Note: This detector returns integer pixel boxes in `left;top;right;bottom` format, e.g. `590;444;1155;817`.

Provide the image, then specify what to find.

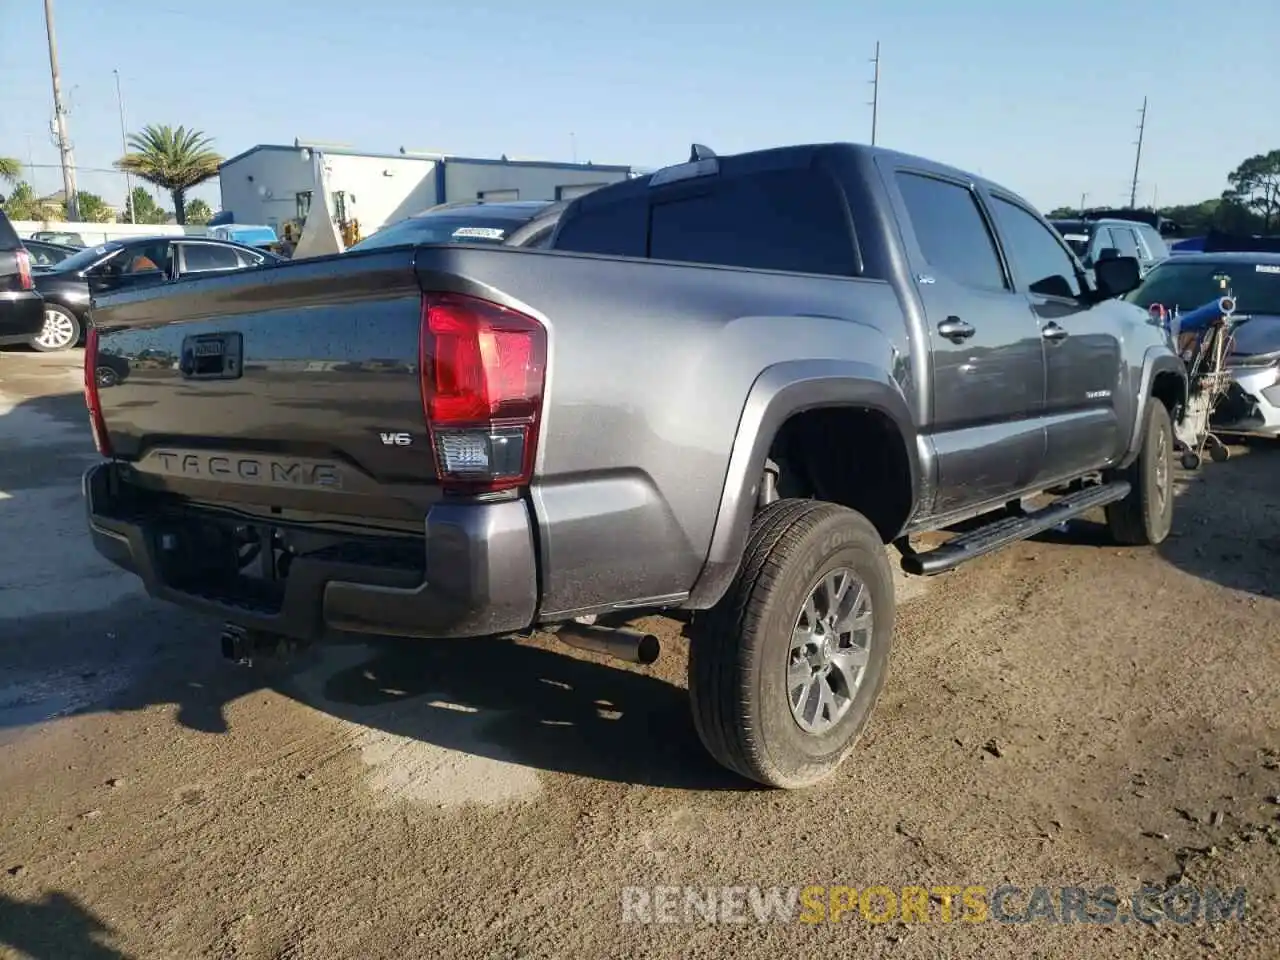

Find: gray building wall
440;159;629;205
219;145;632;234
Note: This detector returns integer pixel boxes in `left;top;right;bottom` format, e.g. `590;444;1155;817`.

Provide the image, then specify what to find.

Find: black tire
688;499;895;789
1105;399;1175;545
29;304;81;353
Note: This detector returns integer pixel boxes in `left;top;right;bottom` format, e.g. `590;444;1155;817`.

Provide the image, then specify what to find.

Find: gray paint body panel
89;141;1186;639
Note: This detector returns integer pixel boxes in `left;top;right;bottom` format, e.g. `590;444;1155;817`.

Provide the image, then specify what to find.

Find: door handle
1042;322;1069;341
937;317;975;342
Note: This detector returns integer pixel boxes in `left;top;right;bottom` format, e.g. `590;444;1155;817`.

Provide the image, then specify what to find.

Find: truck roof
572;142;1026;210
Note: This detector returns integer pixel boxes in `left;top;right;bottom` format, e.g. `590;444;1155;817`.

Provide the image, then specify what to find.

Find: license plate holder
180;332;243;380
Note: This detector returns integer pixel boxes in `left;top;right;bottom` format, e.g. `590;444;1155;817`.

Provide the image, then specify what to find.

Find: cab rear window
555;167;857;276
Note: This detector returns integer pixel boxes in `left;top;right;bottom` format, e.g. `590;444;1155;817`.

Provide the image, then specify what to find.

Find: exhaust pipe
556;622;661;665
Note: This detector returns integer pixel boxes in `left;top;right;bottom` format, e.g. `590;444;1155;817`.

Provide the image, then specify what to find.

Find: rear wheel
1105;399;1175;545
29;305;81;353
688;499;894;789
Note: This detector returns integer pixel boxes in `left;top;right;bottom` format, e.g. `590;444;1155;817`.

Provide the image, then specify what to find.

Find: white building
217;143;632;235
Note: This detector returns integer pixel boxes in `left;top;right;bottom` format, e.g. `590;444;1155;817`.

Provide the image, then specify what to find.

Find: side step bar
900;481;1131;576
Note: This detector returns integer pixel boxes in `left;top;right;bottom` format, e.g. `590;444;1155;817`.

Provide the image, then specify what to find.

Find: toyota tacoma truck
82;142;1187;789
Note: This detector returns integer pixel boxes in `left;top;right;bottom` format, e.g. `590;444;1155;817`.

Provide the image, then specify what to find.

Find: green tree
76;191;114;223
1;182;64;221
122;186;169;225
115;125;222;225
0;157;21;185
1225;150;1280;231
184;197;213;225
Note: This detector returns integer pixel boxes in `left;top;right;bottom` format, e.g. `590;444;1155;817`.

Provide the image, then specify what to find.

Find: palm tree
0;157;21;187
115;125;222;224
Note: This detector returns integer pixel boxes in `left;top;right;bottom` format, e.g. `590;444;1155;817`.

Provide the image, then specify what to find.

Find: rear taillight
15;249;32;290
420;292;547;492
83;325;113;457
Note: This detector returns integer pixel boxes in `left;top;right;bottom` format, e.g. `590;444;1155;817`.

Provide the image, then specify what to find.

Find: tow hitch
219;623;308;667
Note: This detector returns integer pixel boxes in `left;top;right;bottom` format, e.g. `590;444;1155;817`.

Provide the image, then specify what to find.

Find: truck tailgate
88;249;437;525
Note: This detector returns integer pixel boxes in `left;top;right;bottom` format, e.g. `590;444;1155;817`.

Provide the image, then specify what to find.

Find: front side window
94;241;170;277
989;197;1083;299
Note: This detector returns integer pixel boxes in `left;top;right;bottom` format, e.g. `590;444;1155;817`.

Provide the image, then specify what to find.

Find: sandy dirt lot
0;348;1277;959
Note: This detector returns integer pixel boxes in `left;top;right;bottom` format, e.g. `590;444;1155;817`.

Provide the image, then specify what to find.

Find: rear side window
647;169;856;276
895;172;1006;291
182;243;241;272
1106;226;1141;259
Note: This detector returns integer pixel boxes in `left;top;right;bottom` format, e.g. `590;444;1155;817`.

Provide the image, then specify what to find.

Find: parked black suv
0;210;43;347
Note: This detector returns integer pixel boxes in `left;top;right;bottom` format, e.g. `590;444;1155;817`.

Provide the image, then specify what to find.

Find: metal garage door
555;183;607;201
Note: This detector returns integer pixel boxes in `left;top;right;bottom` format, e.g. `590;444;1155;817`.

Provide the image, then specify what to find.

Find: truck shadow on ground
1032;441;1279;600
0;891;132;960
288;636;751;791
1;594;745;791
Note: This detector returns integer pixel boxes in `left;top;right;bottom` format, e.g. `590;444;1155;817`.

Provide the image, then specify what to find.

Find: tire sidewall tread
689;499;895;789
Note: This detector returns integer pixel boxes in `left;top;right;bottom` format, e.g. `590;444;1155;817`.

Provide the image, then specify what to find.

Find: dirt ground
0;348;1277;960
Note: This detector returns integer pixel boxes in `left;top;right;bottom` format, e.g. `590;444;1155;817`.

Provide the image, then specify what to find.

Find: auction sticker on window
452;226;506;241
1255;264;1280;274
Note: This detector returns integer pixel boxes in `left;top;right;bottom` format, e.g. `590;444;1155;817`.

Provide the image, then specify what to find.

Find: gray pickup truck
83;142;1187;788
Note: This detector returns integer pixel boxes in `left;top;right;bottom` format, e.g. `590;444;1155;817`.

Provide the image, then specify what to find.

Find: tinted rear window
552;195;648;257
648;169;855;276
555;167;856;275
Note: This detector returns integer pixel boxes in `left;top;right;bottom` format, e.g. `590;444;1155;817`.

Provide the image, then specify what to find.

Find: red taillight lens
420;292;547;492
83;325;112;457
15;249;32;290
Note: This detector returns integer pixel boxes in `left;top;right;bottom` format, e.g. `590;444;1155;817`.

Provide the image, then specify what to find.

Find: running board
900;481;1131;576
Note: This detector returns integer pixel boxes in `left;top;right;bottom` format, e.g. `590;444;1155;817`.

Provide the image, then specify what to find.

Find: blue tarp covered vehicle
207;224;278;248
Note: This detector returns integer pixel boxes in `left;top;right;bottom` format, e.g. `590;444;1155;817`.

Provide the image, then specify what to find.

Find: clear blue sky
3;0;1278;215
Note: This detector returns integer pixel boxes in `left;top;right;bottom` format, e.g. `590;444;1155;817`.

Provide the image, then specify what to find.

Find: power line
1129;96;1147;209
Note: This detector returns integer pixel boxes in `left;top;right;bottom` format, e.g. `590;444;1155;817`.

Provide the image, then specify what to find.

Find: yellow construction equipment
272;187;360;258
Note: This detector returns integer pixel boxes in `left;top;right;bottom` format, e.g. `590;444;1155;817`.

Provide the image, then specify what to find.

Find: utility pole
113;69;135;222
42;0;79;221
868;41;881;146
1128;96;1147;209
1079;193;1088;217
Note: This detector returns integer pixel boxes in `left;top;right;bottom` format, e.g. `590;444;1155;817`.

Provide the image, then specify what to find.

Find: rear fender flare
1119;347;1188;468
684;359;919;609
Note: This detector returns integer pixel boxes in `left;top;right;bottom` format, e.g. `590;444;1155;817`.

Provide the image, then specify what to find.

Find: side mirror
1093;255;1142;298
1097;247;1120;262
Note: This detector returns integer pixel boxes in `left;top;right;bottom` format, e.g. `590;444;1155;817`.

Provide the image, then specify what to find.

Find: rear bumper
0;292;43;346
83;462;540;641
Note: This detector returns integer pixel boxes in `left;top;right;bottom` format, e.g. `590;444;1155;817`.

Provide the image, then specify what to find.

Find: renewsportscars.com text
620;884;1247;926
